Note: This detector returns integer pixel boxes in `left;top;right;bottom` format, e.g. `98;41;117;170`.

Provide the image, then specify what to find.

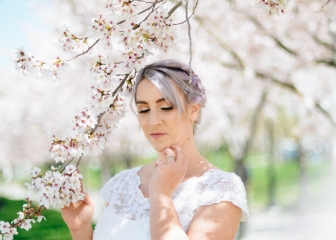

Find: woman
61;59;249;240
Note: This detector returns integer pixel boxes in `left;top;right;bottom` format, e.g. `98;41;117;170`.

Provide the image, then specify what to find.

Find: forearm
69;224;93;240
150;193;189;240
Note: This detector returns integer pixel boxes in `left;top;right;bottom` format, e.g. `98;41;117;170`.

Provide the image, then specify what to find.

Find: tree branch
67;39;100;61
165;0;182;19
315;58;336;68
195;15;246;69
76;153;84;168
173;0;199;25
312;35;335;52
246;15;297;56
316;0;332;12
60;157;75;173
138;0;165;15
254;71;336;128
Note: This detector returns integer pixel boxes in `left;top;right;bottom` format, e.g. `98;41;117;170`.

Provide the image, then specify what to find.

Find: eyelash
162;107;173;111
138;107;173;114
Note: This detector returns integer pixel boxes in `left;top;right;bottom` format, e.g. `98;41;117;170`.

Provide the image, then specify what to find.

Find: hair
131;59;206;132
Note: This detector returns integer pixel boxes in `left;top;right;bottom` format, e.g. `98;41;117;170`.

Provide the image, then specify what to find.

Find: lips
150;133;166;139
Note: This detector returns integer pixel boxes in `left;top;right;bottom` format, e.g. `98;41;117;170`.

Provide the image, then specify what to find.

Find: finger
160;148;175;163
171;145;183;163
83;193;95;208
155;158;165;166
76;168;84;193
162;148;175;158
166;155;175;162
172;145;187;165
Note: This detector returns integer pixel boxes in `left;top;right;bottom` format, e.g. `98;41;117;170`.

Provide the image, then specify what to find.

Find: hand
61;193;95;232
61;172;95;233
150;145;188;197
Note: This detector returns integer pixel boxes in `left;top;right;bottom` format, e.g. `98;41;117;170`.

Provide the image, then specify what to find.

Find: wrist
69;223;93;234
150;189;172;199
70;224;93;240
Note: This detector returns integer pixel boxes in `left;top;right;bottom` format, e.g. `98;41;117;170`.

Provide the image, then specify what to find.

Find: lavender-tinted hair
132;59;206;131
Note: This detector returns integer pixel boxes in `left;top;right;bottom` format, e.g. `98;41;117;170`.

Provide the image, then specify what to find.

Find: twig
173;0;198;25
67;39;100;61
165;0;182;19
134;4;161;30
112;72;133;96
60;157;75;173
138;0;165;15
66;20;124;62
76;153;84;168
185;0;193;83
316;0;332;12
89;112;105;135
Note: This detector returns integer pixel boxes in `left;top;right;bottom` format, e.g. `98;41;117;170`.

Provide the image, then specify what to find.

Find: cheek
137;116;147;130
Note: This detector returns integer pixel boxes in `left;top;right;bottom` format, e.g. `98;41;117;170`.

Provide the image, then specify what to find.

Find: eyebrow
136;98;166;105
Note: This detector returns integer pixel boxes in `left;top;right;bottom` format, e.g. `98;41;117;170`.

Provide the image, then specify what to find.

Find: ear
189;103;201;122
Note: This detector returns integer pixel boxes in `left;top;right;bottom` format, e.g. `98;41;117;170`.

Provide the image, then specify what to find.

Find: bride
61;59;249;240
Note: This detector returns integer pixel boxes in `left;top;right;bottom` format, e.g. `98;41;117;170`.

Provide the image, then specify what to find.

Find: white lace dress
93;166;249;240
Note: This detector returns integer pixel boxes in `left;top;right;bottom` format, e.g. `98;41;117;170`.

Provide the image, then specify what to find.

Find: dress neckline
134;165;221;200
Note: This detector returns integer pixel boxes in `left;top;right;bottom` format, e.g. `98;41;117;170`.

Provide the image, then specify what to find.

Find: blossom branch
60;157;75;173
67;39;100;61
76;153;84;168
8;0;195;238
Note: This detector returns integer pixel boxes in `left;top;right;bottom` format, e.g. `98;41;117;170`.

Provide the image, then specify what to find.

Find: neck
175;136;209;178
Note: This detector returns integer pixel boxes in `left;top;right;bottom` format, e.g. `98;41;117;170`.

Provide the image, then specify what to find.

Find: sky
0;0;49;70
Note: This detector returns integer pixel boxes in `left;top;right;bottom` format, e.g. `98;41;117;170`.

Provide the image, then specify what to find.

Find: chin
149;141;173;153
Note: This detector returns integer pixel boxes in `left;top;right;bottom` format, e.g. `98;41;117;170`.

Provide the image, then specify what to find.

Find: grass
0;197;72;240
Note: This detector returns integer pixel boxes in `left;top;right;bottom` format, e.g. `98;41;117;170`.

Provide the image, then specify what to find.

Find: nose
148;110;162;126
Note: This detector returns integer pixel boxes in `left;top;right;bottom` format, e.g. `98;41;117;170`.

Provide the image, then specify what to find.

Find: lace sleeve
198;171;249;222
100;170;126;203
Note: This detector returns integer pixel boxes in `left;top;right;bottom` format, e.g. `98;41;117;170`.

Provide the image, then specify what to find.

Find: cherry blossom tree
189;0;336;216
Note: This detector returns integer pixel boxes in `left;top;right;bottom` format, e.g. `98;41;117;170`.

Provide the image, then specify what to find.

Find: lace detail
94;166;249;240
100;166;150;220
197;171;249;222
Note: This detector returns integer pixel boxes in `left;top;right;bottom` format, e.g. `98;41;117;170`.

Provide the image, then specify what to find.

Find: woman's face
135;78;198;152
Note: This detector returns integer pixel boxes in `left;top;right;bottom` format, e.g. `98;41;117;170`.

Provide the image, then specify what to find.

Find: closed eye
161;107;173;111
138;109;150;114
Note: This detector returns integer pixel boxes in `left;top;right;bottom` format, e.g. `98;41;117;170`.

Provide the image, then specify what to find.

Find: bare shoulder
186;162;248;240
187;200;242;240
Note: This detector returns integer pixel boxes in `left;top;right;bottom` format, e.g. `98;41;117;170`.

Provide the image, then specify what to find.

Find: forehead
135;78;165;101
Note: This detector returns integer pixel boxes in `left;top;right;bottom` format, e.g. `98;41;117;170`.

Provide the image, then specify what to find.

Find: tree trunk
297;140;307;212
234;158;248;239
267;120;276;207
100;153;116;184
332;138;336;181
